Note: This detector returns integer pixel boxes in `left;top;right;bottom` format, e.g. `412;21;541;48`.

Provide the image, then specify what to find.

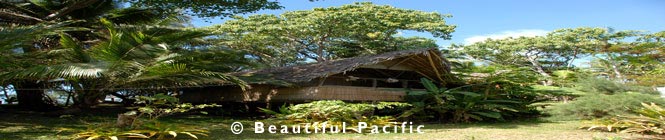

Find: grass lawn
0;109;655;140
200;119;650;140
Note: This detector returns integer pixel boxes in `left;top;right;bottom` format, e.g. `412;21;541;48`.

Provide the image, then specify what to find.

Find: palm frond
0;63;105;81
116;63;247;89
58;33;92;62
0;22;77;50
105;7;163;25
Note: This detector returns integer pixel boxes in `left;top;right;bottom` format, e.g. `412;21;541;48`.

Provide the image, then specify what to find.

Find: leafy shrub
583;103;665;136
575;77;625;95
575;77;659;95
401;78;543;123
401;66;546;123
548;92;665;120
532;85;587;102
72;94;216;140
552;70;581;87
260;100;409;126
73;122;208;140
465;66;541;85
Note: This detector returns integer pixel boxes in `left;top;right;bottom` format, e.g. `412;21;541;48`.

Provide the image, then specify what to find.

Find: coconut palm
0;22;86;109
1;0;198;109
2;19;246;109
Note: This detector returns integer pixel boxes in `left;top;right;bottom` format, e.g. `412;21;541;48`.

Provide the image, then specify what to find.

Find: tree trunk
611;64;624;83
316;35;329;62
67;82;105;109
566;46;580;68
43;0;100;20
604;52;625;83
1;86;12;104
72;91;105;109
15;82;56;111
566;57;576;68
64;91;73;106
316;46;325;62
50;90;105;116
528;57;553;86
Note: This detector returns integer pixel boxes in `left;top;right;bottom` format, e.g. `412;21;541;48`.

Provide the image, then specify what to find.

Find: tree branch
43;0;99;20
0;10;43;24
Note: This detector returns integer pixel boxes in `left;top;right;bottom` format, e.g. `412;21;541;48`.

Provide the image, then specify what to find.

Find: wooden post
372;79;377;88
317;77;327;87
402;80;408;88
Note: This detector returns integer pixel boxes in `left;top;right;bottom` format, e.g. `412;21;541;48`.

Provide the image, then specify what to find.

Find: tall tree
120;0;283;20
1;0;284;25
605;31;664;86
458;27;658;85
457;36;574;85
0;22;83;109
2;19;246;109
1;0;179;109
1;0;284;110
553;27;641;82
212;2;455;66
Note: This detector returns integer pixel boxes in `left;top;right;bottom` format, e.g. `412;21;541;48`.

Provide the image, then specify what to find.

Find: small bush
547;92;665;120
260;100;410;125
583;103;665;136
72;94;215;140
401;78;543;123
575;77;659;95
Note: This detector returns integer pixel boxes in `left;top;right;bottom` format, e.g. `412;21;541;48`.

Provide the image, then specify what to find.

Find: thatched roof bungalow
179;48;458;103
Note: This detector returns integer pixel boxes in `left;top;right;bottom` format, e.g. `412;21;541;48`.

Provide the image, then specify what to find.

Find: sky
191;0;665;47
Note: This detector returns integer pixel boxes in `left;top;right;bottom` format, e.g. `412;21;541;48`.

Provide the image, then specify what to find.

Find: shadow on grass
0;105;127;140
0;113;83;140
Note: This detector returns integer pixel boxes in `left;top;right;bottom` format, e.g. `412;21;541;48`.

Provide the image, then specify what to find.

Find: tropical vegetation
0;1;663;140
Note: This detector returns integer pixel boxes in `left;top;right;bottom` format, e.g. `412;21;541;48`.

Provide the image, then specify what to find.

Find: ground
0;107;654;140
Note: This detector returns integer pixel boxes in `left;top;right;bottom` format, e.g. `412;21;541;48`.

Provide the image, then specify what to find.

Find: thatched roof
234;48;456;86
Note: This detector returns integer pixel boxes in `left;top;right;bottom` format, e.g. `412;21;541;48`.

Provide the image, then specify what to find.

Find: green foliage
2;19;248;108
133;94;220;121
213;2;454;65
548;93;665;120
72;121;208;140
456;27;665;87
583;103;665;136
72;94;217;139
401;78;542;123
73;129;144;140
260;100;410;128
531;85;587;102
575;77;627;95
551;70;586;87
2;0;259;109
455;34;582;85
121;0;283;19
130;121;209;140
574;77;659;95
470;65;541;86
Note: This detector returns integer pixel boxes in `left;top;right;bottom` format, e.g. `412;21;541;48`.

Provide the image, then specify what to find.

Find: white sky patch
464;29;549;44
395;31;403;36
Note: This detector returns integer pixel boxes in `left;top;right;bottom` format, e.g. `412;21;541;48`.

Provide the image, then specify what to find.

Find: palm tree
2;0;281;110
0;22;83;109
1;0;195;109
3;19;246;109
